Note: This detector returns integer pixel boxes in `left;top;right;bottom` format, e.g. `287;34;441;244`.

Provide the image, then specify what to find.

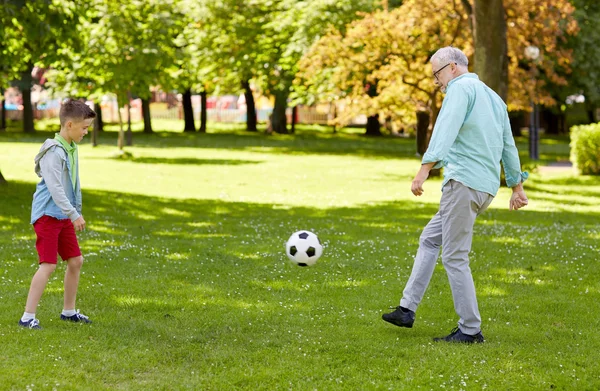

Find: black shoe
433;327;484;344
382;306;415;328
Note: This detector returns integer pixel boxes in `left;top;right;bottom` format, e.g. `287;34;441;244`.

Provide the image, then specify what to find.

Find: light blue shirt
422;73;527;196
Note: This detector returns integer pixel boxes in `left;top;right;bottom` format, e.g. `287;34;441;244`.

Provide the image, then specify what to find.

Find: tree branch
460;0;473;16
401;75;434;97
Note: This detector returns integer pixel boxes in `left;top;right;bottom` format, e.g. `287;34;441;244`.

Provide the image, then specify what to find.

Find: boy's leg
25;263;57;313
56;219;90;322
25;216;61;315
63;255;83;310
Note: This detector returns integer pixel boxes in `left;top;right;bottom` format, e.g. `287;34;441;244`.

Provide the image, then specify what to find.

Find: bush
570;123;600;175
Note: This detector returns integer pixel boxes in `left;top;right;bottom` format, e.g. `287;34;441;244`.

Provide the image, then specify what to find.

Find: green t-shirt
54;134;78;191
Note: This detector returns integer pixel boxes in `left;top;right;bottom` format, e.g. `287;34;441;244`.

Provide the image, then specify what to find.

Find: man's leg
440;181;492;335
399;212;443;312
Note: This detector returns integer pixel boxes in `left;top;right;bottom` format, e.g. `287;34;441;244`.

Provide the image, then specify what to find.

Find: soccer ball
285;230;323;267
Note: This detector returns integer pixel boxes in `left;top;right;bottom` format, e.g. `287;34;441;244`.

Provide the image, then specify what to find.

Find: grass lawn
0;122;599;390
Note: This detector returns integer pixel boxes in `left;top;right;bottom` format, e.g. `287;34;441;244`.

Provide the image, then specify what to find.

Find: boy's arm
40;149;81;222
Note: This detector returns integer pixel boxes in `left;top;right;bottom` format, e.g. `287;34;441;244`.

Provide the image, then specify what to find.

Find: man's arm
421;84;470;169
500;114;529;210
411;162;437;196
509;182;528;211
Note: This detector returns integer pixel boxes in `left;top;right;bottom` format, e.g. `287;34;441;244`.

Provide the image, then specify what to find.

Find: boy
19;99;96;329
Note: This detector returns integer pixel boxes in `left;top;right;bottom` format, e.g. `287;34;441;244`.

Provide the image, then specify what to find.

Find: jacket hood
34;139;62;177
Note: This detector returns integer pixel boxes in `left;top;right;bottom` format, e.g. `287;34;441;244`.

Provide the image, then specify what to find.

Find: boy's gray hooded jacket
31;139;82;224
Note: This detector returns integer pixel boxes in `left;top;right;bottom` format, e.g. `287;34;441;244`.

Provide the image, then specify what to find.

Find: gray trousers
400;180;493;335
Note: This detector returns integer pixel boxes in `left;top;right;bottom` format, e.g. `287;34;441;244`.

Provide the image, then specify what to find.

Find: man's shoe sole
381;316;413;328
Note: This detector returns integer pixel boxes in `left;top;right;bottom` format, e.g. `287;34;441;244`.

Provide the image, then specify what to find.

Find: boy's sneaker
60;310;92;323
433;327;484;344
382;306;415;328
18;318;41;330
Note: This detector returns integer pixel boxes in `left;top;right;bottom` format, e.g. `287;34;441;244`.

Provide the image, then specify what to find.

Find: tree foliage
298;0;578;132
297;2;469;129
565;0;600;112
504;0;578;110
1;0;84;132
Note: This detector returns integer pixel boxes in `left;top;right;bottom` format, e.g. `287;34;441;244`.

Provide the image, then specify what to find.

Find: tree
299;0;577;143
462;0;509;101
159;0;217;133
261;0;377;133
298;2;469;141
47;0;185;147
2;0;83;133
202;1;270;132
566;0;600;123
504;0;577;111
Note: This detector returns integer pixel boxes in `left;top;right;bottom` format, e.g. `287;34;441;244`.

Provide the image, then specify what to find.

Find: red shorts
33;215;81;264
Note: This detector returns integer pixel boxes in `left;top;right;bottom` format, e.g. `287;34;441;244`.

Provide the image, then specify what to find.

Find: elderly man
382;46;529;343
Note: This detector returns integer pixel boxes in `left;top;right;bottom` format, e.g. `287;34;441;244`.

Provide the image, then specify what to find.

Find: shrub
570;123;600;175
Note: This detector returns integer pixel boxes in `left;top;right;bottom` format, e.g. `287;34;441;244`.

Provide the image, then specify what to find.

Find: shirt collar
447;72;479;88
54;133;76;153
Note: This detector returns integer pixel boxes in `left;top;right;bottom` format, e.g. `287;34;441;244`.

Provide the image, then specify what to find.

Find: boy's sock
62;309;77;317
21;312;36;322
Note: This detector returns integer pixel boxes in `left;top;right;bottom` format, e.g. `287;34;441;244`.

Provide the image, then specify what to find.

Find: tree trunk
471;0;508;101
182;88;195;132
416;110;430;156
21;70;35;133
117;97;125;151
199;90;207;133
94;100;104;132
365;81;382;136
242;80;257;132
365;114;381;136
92;101;99;147
291;106;298;134
142;98;153;134
0;88;6;132
542;108;561;135
585;103;596;123
330;102;337;133
509;111;524;137
126;96;133;146
0;169;6;185
271;90;289;134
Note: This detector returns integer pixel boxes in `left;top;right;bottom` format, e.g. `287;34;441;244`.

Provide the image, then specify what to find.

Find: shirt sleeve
422;83;470;168
40;149;80;221
500;113;528;187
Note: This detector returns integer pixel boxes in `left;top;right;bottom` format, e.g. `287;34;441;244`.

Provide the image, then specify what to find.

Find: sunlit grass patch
1;128;599;389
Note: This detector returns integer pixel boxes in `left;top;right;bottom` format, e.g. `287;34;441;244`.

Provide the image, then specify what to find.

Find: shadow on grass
2;179;598;351
0;129;433;160
2;126;575;169
91;156;263;166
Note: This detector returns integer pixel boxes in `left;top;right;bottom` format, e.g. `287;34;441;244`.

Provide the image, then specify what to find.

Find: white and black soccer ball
285;230;323;267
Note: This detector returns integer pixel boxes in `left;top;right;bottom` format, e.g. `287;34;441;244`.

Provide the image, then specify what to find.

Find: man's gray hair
431;47;468;67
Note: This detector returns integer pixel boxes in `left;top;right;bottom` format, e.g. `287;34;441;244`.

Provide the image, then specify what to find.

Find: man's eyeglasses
433;62;455;81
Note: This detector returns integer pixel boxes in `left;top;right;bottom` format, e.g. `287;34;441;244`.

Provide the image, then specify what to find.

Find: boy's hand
73;216;86;231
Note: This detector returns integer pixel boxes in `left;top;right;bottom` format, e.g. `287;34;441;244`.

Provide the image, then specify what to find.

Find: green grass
1;124;599;390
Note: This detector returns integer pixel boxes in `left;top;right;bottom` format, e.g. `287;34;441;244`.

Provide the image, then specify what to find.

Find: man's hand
73;216;86;231
509;183;528;211
411;162;436;196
